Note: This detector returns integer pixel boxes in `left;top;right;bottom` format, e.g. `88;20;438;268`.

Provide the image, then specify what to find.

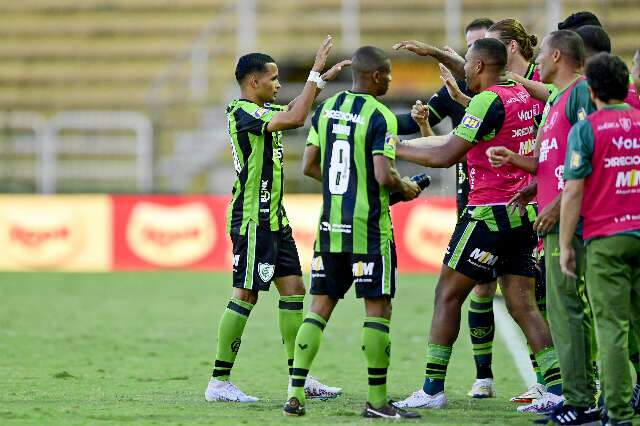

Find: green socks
212;298;254;380
423;343;452;395
362;317;391;409
529;346;545;385
468;294;494;379
288;312;327;403
535;346;563;395
279;295;304;374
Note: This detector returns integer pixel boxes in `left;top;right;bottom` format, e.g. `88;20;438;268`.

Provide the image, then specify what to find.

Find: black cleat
283;397;305;417
362;401;421;419
547;404;601;425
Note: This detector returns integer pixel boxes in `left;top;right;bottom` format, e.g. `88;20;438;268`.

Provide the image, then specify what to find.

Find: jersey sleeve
564;119;595;180
453;91;504;144
566;80;596;125
370;111;397;160
306;105;323;147
236;104;279;135
395;112;420;135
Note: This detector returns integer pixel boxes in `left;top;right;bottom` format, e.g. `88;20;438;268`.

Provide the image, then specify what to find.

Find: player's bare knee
472;281;497;298
364;296;391;319
275;275;306;296
309;295;337;321
233;288;259;304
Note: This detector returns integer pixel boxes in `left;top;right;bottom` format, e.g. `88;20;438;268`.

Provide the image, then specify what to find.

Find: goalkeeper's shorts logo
470;326;493;339
231;338;241;353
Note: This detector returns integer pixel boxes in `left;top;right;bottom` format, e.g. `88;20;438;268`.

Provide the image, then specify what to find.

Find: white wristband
307;71;326;89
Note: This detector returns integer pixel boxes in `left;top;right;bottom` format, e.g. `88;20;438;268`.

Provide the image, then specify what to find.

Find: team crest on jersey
577;107;587;121
461;113;482;129
253;107;269;118
384;133;399;148
258;263;275;282
620;117;632;132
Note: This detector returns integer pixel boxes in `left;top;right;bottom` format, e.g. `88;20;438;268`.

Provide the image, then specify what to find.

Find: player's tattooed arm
393;40;465;80
507;72;550;102
302;145;322;182
396;133;471;168
268;36;333;132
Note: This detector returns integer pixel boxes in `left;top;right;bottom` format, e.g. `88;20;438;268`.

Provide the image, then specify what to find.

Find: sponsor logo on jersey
468;248;499;266
324;109;365;124
253;107;270;118
555;166;565;190
233;254;240;268
258;262;275;282
616;169;640;188
319;222;352;233
605;155;640;168
461;113;482;129
260;180;270;203
612;136;640;150
352;261;375;277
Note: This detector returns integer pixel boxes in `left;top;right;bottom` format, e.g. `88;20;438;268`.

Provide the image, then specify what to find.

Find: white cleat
304;375;342;400
467;378;496;398
392;389;447;409
517;392;563;414
510;383;546;403
204;378;259;402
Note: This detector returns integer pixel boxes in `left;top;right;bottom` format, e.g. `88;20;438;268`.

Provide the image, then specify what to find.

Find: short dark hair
575;25;611;54
234;53;275;83
547;30;585;68
351;45;389;74
585;52;629;102
471;38;507;70
465;18;495;34
557;11;602;30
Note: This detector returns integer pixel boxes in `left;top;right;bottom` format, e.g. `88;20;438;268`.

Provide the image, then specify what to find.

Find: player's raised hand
486;146;513;167
411;100;429;126
439;64;464;102
321;59;352;81
312;35;334;72
442;45;464;62
392;40;434;57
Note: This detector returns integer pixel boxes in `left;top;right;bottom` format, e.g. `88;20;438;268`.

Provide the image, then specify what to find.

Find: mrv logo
616;169;640;188
469;248;499;266
352;261;374;277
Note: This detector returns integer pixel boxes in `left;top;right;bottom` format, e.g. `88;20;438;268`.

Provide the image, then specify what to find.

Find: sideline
494;297;536;386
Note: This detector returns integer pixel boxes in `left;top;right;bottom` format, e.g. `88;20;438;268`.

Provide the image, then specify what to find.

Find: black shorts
310;241;397;300
443;217;537;283
231;223;302;292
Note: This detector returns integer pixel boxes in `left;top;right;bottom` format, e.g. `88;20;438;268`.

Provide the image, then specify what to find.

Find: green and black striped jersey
307;91;398;254
226;99;289;235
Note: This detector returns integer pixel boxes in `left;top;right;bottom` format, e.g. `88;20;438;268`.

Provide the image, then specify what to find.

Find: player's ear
587;85;596;103
552;48;561;64
372;70;381;84
249;73;259;89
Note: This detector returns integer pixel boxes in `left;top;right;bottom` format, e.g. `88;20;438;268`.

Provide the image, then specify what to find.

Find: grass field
0;272;541;425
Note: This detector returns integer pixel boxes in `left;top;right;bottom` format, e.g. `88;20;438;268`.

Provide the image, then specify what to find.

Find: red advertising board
112;196;231;270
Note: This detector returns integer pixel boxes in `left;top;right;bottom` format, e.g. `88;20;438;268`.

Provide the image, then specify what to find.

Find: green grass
0;272;538;425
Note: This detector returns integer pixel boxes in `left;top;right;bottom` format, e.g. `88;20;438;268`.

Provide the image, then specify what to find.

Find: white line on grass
493;298;536;387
